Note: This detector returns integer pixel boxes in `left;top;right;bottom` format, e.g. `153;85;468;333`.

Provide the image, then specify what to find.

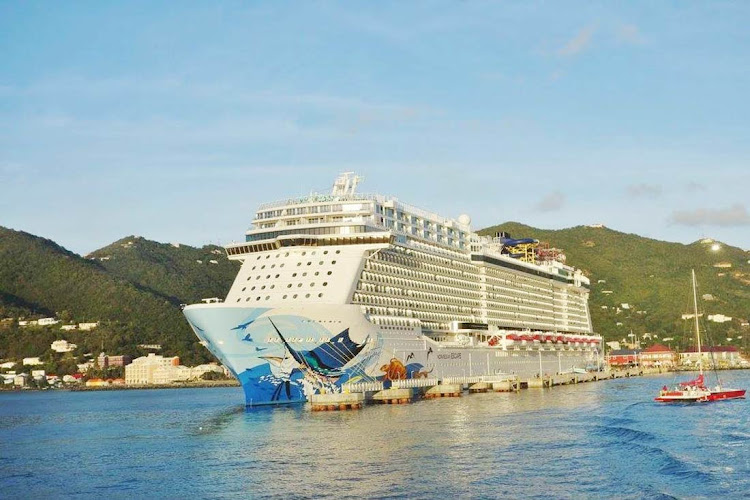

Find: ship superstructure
184;173;601;405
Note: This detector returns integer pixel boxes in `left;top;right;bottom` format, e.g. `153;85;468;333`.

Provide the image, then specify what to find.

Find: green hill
86;236;238;305
479;222;750;350
0;227;213;365
2;223;748;372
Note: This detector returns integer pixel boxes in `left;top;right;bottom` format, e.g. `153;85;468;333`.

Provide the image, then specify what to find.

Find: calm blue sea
1;372;748;499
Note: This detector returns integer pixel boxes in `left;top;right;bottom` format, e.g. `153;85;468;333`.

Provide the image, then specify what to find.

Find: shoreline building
679;346;744;369
125;354;223;385
639;344;675;369
97;352;132;368
606;349;642;368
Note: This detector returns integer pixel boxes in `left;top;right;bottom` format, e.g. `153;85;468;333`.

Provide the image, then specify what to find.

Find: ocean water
1;372;748;499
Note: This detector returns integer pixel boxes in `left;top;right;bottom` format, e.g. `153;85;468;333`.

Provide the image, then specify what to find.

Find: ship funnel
332;172;362;196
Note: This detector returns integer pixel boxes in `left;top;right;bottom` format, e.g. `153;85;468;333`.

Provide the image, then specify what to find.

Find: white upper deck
237;173;589;287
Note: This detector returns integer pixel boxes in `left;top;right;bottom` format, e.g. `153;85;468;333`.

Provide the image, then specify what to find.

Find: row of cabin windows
242;270;333;287
366;262;480;290
361;269;481;295
235;292;325;302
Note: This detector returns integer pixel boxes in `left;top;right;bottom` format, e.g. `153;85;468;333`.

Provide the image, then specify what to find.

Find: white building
78;322;99;331
125;354;180;385
125;354;223;385
708;314;732;323
51;340;78;353
0;361;16;369
14;373;30;386
37;317;60;326
60;325;78;331
23;357;43;366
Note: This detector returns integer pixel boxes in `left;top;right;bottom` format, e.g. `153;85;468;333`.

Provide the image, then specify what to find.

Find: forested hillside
480;223;750;349
87;236;238;305
0;228;221;365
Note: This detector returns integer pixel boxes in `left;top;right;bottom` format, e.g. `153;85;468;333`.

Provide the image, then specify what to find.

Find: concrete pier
423;384;462;399
310;392;364;411
468;382;491;393
309;367;664;411
371;388;415;404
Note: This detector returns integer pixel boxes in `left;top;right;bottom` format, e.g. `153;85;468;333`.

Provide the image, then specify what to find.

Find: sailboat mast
692;269;703;375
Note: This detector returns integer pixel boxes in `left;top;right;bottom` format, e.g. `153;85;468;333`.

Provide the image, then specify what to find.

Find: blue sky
2;1;749;254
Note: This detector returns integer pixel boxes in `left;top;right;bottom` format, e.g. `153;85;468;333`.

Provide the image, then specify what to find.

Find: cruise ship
183;173;602;405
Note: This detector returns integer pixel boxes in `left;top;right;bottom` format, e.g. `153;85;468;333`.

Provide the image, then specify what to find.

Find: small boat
655;270;746;403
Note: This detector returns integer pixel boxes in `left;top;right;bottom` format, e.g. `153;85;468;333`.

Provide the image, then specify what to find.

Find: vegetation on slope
480;223;750;350
0;227;214;366
86;236;238;305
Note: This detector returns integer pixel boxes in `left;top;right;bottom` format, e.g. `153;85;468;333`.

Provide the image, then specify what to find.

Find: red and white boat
655;270;746;403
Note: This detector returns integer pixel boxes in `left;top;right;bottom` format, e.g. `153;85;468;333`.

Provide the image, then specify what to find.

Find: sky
2;1;749;254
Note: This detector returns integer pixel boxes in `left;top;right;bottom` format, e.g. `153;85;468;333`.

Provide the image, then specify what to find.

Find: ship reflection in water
1;372;748;499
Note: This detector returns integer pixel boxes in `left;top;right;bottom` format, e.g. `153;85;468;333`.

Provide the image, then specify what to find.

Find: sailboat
655;270;746;403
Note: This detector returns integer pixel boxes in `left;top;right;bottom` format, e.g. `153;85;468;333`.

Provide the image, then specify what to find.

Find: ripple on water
1;374;748;499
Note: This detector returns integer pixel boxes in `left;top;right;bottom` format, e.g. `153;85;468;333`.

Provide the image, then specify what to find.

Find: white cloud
669;204;750;227
557;25;597;57
534;191;565;212
627;183;662;198
616;24;646;45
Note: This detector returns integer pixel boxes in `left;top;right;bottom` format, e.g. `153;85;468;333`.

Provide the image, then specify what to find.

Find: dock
310;367;662;411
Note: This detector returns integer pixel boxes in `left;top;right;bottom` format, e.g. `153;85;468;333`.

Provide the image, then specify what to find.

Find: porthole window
305;294;310;298
256;297;261;301
336;250;340;254
280;264;285;268
285;252;289;257
324;250;329;255
293;294;298;299
302;251;306;256
252;266;256;270
261;285;266;290
283;295;287;299
318;293;323;298
256;256;261;260
275;274;280;278
261;265;265;269
297;262;301;267
266;275;270;279
303;272;307;277
307;262;311;266
314;272;319;276
246;297;251;302
319;261;324;265
265;255;270;259
236;298;241;302
287;284;292;288
332;261;336;265
270;285;275;289
242;287;246;291
297;283;302;287
310;283;315;287
293;273;297;277
323;282;328;286
265;296;270;300
327;271;332;275
251;286;256;291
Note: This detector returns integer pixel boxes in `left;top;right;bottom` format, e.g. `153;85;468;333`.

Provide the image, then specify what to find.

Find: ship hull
184;303;600;406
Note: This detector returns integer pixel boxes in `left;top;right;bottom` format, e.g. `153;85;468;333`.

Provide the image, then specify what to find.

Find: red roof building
640;344;675;368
